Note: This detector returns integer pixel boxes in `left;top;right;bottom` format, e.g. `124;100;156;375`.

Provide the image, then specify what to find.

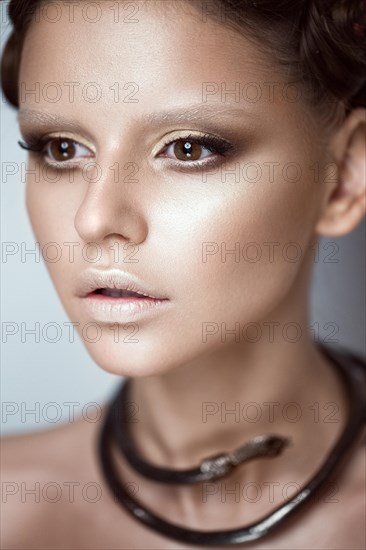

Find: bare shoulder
0;408;108;549
0;407;101;476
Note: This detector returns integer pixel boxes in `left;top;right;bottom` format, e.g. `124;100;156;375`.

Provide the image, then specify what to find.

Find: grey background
1;3;365;435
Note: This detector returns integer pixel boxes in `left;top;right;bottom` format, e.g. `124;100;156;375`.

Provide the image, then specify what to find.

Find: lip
76;268;170;323
76;268;169;300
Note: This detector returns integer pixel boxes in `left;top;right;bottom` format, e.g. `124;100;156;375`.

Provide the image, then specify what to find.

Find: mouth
76;269;169;300
76;269;170;322
81;283;170;323
88;288;163;300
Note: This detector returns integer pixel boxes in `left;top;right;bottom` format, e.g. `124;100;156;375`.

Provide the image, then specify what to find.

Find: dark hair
1;0;366;125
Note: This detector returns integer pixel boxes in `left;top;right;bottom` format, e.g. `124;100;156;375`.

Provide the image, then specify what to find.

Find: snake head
262;435;292;456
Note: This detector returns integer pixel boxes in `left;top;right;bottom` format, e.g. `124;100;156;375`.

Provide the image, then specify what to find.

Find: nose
74;163;148;246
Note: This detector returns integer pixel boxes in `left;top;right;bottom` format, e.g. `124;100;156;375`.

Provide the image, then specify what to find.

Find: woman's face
19;0;331;376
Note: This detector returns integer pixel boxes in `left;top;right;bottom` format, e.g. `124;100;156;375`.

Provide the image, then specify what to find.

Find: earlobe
315;110;366;237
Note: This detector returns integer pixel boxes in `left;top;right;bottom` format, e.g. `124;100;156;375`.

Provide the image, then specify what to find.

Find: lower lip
80;293;170;323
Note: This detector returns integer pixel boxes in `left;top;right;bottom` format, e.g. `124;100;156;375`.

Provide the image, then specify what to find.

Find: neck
128;313;348;471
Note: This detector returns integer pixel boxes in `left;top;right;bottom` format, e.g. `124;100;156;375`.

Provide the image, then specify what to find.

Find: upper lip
76;268;169;300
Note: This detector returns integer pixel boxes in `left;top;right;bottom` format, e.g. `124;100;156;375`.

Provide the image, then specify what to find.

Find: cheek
161;159;321;327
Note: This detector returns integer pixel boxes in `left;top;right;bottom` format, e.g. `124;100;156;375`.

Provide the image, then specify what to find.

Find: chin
78;331;183;378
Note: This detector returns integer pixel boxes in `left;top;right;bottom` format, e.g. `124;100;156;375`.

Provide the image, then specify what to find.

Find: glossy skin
2;1;366;548
2;412;365;549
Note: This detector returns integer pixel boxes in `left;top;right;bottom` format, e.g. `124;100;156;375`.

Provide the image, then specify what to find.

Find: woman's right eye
45;138;94;163
18;137;94;166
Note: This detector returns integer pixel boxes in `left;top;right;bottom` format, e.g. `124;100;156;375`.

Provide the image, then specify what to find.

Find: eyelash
17;132;234;171
18;136;92;170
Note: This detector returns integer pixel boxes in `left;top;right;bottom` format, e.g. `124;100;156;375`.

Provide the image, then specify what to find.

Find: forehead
19;0;275;101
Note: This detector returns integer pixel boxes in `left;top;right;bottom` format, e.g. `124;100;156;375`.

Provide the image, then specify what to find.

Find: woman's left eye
158;134;233;165
163;140;215;162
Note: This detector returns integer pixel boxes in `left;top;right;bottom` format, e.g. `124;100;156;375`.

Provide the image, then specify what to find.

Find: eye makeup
18;129;236;172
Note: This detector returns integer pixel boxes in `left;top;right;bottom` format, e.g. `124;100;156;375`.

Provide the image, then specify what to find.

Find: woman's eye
163;140;216;162
45;138;93;163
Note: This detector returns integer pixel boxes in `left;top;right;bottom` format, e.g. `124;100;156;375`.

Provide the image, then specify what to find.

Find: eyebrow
17;110;90;134
17;104;258;135
143;104;258;125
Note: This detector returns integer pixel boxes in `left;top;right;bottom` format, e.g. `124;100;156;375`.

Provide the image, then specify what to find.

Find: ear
315;108;366;237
